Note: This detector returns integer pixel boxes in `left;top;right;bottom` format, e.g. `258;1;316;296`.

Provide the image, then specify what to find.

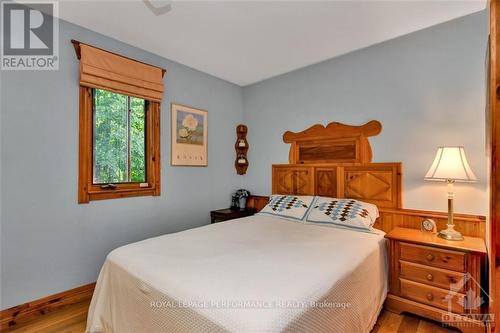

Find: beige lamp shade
424;146;477;182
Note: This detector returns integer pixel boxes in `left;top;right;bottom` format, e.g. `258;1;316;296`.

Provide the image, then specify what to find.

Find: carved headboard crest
273;120;402;209
283;120;382;164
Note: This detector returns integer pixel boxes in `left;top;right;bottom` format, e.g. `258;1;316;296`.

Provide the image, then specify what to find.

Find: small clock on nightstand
421;219;437;233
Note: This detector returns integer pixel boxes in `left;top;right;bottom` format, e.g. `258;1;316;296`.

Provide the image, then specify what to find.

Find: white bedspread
86;215;388;333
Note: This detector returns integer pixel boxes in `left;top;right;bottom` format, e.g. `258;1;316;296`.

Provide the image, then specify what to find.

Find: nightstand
210;208;257;224
385;228;487;333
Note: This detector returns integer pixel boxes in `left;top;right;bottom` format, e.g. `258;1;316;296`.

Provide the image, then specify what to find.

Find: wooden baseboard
0;282;95;330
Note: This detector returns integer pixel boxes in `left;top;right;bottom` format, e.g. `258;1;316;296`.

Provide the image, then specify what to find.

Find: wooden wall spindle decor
235;124;249;175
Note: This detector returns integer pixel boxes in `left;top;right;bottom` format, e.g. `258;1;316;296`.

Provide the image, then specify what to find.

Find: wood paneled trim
247;194;485;240
377;209;486;239
379;208;486;223
78;87;161;203
0;283;95;330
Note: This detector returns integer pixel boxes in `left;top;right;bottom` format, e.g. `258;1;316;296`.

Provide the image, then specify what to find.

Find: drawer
399;242;465;272
400;278;465;313
400;261;465;292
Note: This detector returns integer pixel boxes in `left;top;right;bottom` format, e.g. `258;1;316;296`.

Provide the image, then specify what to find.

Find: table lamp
424;147;477;241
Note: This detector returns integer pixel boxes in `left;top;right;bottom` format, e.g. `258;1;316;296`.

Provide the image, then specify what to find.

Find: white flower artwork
171;104;208;166
176;111;203;145
182;114;198;131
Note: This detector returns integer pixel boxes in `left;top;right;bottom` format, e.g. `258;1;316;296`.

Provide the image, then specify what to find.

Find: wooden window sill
87;187;158;201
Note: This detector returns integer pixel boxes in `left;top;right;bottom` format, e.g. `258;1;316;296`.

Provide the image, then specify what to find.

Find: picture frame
171;103;208;166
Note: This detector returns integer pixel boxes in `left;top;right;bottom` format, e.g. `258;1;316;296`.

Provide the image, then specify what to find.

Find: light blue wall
0;18;243;309
242;11;488;215
0;10;489;310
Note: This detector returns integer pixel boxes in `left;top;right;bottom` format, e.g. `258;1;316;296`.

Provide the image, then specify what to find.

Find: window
93;89;146;184
79;87;161;203
73;41;164;203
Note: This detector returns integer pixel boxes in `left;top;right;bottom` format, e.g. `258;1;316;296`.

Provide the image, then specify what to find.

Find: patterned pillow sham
257;195;315;221
305;197;379;230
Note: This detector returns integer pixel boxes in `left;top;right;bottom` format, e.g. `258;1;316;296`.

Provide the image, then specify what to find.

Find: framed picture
171;103;208;166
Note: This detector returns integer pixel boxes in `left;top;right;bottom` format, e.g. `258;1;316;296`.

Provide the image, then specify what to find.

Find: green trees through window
93;89;146;184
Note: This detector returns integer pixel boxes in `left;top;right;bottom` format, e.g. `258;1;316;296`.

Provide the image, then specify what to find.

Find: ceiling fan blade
142;0;172;16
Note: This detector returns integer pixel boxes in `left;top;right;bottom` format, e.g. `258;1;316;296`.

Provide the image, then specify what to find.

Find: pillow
257;195;315;221
305;197;379;231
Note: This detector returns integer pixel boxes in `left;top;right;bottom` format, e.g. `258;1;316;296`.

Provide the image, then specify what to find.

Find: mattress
86;215;388;333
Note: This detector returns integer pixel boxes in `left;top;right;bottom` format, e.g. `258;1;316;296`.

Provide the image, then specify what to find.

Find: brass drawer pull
426;293;434;301
426;254;435;261
426;274;433;281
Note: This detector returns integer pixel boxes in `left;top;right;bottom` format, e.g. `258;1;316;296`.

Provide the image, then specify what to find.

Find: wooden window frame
78;87;161;203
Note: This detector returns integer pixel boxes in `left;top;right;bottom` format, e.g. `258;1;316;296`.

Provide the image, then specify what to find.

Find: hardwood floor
3;300;89;333
372;310;459;333
2;299;457;333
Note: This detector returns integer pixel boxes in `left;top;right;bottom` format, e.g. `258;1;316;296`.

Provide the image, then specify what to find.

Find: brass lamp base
436;180;464;241
437;226;464;241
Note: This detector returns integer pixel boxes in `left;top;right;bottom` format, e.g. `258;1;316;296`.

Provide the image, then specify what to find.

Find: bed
86;120;402;333
86;215;387;333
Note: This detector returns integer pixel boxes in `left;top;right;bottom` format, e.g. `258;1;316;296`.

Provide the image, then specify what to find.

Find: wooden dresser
385;228;487;333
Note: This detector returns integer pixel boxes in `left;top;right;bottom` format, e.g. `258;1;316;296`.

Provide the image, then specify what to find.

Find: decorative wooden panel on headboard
273;120;402;208
283;120;382;164
272;163;402;208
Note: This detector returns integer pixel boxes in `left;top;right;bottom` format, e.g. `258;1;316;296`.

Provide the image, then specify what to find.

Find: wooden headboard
251;120;485;238
272;121;402;209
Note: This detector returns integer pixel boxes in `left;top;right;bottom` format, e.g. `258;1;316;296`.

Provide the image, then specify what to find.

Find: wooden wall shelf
235;124;249;175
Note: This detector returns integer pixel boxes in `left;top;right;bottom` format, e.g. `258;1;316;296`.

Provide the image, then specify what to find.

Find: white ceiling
55;0;486;86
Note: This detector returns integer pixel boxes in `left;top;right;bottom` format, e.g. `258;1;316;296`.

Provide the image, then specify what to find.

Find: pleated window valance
73;41;165;102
